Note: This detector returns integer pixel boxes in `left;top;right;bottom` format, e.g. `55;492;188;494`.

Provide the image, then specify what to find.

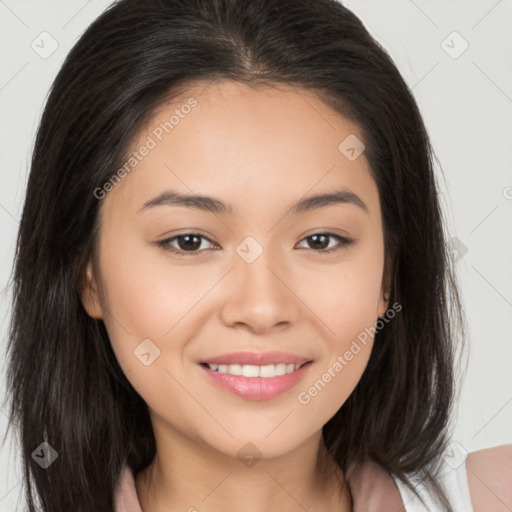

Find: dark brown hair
4;0;467;510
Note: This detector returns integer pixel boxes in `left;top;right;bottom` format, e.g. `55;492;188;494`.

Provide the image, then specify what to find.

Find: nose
219;246;300;334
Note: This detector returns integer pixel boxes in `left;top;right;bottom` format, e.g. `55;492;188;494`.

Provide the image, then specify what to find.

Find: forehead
103;79;379;221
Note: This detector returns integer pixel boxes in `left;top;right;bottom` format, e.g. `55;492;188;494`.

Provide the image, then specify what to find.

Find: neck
134;419;352;512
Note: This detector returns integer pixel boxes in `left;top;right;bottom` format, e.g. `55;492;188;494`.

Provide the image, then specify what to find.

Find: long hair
4;0;467;510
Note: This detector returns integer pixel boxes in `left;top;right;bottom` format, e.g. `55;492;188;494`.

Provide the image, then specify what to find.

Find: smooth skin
80;79;394;512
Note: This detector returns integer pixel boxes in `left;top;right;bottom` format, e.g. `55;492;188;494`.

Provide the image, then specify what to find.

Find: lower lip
199;362;313;400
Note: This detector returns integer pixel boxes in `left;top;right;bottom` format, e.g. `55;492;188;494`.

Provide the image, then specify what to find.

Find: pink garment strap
347;460;404;511
114;463;143;512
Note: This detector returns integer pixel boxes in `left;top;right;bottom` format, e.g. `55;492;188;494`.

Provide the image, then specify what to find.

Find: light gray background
1;0;511;509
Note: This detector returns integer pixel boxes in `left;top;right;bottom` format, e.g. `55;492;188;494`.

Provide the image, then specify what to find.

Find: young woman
4;0;511;511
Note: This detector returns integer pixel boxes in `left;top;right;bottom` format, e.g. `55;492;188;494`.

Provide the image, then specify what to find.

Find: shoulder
466;443;512;512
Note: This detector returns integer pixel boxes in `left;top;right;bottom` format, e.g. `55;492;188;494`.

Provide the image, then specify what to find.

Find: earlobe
78;259;103;319
377;291;390;319
377;256;392;319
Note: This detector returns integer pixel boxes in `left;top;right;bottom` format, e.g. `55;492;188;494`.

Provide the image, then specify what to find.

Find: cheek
294;249;383;413
99;240;208;339
94;237;179;373
296;342;373;429
295;277;379;426
96;238;224;399
299;250;384;342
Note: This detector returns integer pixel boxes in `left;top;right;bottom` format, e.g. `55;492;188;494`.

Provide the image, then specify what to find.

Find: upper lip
200;351;312;366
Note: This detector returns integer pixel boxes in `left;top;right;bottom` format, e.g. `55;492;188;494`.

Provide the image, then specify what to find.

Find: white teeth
259;364;276;378
206;362;302;377
242;364;260;377
228;364;242;375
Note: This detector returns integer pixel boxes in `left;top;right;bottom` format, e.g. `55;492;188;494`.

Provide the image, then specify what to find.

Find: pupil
310;234;328;249
179;235;201;251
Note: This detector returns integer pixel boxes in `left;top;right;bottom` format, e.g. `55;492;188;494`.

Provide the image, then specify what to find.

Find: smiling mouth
198;359;314;400
199;361;312;378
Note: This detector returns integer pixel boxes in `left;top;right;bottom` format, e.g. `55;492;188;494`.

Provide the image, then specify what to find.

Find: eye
156;233;218;256
295;233;354;253
156;232;354;256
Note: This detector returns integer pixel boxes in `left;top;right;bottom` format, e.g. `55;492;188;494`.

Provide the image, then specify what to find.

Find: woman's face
82;80;390;459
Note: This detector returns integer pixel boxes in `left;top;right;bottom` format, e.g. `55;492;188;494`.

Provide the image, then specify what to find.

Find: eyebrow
137;188;369;216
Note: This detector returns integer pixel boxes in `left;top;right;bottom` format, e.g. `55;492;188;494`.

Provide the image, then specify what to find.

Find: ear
377;251;392;318
78;258;103;319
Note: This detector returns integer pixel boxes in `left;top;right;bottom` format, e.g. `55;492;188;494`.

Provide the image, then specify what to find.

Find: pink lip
200;351;312;366
198;360;314;401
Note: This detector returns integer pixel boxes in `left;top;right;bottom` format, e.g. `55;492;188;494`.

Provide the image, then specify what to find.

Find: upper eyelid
158;233;218;251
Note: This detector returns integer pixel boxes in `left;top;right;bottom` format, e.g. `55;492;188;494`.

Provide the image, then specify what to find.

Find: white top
392;458;474;511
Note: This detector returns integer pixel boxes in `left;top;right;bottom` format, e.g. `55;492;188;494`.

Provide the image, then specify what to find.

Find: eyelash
156;232;354;257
